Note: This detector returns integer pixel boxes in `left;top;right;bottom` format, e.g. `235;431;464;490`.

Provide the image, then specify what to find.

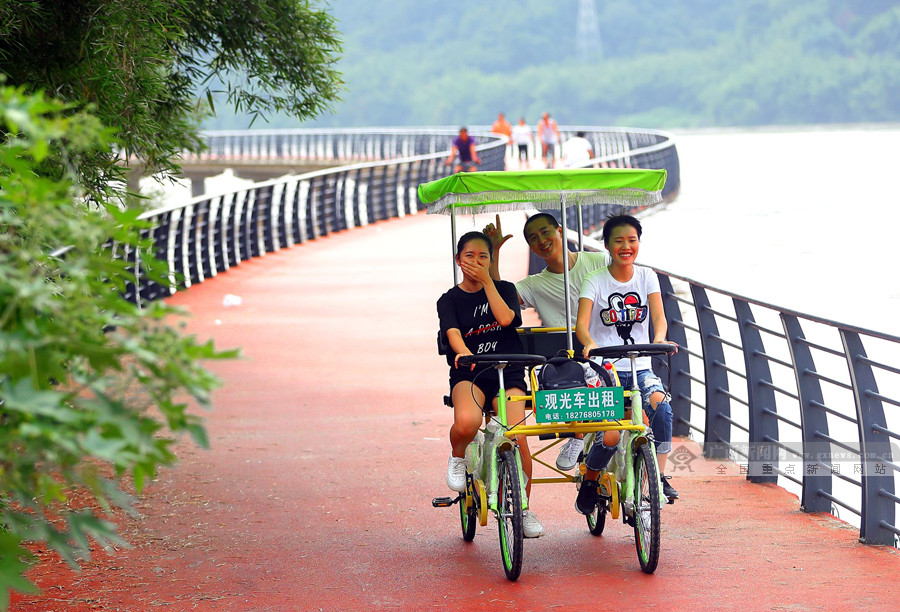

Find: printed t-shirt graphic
579;266;659;371
599;291;648;344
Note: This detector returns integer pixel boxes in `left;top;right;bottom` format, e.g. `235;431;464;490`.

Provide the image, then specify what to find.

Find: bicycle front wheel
633;443;661;573
497;449;524;581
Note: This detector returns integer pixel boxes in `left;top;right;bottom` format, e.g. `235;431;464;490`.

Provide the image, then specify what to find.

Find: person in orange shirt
491;112;512;141
491;113;513;167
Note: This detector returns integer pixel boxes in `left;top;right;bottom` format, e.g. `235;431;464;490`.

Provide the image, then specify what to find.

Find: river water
635;126;900;338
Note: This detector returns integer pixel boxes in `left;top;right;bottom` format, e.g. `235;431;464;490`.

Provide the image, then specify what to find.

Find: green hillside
206;0;900;129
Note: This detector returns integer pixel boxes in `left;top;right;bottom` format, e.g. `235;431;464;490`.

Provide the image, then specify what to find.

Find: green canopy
418;168;667;215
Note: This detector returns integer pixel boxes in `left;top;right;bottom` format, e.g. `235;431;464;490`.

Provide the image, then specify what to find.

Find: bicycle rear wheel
497;449;524;581
460;476;477;541
586;499;606;536
633;443;661;573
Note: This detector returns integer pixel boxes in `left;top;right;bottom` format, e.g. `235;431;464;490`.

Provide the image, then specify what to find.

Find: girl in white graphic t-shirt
573;215;681;514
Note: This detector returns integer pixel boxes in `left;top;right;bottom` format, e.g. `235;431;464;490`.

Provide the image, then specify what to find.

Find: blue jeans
619;369;672;454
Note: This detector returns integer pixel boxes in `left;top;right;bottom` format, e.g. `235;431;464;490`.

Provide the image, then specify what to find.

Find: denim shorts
618;369;672;454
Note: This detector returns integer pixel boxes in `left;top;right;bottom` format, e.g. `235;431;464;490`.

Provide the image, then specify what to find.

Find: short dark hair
602;214;642;245
522;213;560;240
456;231;493;260
576;131;586;138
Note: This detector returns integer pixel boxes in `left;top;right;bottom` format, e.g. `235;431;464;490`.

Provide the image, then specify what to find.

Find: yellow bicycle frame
502;358;648;485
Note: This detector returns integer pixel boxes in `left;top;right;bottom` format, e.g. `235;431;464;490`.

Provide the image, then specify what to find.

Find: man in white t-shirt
485;212;607;471
562;131;594;168
575;214;680;510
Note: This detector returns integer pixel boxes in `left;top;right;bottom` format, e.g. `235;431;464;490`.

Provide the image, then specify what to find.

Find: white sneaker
446;456;467;492
523;510;545;538
555;437;585;471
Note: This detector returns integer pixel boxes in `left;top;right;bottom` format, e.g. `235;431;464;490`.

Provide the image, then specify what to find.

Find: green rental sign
534;387;625;423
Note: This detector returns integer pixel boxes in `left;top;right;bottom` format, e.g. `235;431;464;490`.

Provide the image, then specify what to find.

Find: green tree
0;1;342;607
0;0;342;199
279;0;900;130
0;83;236;609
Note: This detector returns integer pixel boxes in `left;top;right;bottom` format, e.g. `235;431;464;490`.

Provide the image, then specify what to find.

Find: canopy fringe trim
425;188;662;215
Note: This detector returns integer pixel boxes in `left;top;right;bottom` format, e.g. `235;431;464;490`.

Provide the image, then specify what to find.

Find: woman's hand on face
459;257;492;285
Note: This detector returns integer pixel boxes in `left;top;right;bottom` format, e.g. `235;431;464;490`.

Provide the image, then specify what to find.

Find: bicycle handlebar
588;343;677;360
457;354;547;368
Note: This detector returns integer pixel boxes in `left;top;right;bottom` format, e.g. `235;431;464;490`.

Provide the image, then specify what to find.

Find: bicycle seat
588;343;677;360
457;354;547;368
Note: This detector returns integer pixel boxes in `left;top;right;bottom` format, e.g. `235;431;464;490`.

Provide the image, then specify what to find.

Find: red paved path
13;212;899;611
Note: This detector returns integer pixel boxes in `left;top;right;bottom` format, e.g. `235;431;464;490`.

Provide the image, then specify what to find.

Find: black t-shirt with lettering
437;281;524;373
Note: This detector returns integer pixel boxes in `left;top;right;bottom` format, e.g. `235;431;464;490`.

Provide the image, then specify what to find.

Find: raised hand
483;213;512;250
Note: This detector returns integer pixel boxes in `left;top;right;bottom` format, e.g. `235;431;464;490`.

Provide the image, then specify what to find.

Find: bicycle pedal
431;496;457;508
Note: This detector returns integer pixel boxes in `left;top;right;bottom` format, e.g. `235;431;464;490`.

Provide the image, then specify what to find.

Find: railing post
308;177;322;239
231;192;244;262
166;206;191;295
206;196;223;275
203;196;219;277
295;180;310;243
841;330;897;545
252;185;272;255
335;175;349;231
139;219;167;303
269;183;285;251
246;188;264;258
241;190;257;260
658;273;691;438
691;285;731;459
735;300;779;483
321;175;339;233
376;165;390;221
782;314;832;512
190;200;206;284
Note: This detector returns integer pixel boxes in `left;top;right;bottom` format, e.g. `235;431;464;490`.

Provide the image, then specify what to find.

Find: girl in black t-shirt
436;231;543;538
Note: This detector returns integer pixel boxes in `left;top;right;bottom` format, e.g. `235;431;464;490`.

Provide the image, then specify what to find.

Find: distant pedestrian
562;131;594;168
491;112;512;142
511;117;532;168
491;113;513;168
445;126;481;173
537;112;560;168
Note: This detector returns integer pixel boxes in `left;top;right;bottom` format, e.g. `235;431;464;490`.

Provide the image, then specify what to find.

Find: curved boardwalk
14;212;898;611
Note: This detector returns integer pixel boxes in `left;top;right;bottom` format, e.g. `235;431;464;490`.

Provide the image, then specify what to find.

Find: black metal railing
654;268;898;547
128;126;679;305
125;130;513;304
546;230;898;549
182;127;487;163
